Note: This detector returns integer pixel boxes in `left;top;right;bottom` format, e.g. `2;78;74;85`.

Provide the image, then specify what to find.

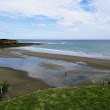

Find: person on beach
65;73;67;77
62;72;67;78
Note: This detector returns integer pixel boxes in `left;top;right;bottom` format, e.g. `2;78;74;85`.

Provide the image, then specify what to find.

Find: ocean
18;40;110;59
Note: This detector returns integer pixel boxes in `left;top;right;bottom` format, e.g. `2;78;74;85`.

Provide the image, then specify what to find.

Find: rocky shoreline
0;39;42;48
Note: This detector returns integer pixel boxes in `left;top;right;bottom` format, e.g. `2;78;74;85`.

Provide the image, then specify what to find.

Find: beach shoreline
0;48;110;99
16;49;110;69
1;48;110;69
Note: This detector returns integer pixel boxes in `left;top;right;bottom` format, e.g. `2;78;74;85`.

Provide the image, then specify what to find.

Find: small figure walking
65;72;67;77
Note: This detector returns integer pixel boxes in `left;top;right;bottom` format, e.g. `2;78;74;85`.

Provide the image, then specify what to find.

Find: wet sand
18;50;110;69
0;48;23;58
0;48;110;99
40;62;64;70
1;47;110;70
0;67;52;99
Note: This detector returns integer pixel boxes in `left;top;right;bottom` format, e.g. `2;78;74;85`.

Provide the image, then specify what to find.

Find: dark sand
0;67;52;99
18;50;110;69
0;49;23;58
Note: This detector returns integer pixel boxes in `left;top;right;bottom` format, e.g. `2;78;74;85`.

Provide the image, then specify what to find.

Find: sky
0;0;110;39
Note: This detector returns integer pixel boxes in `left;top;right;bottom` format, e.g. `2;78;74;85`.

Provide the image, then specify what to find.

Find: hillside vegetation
0;86;110;110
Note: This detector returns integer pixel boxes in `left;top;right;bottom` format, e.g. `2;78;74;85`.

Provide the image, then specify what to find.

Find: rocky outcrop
1;39;18;44
0;39;41;48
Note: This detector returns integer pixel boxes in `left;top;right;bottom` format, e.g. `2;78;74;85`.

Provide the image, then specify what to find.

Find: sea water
18;40;110;59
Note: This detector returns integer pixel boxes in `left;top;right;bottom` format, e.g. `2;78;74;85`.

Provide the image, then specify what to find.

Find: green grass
0;86;110;110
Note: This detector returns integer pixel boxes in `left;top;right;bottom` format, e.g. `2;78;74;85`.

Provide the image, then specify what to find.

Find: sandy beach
1;48;110;70
17;49;110;69
0;48;110;99
0;67;51;99
0;48;23;58
0;48;52;99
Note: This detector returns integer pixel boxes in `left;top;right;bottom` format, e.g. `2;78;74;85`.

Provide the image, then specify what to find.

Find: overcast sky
0;0;110;39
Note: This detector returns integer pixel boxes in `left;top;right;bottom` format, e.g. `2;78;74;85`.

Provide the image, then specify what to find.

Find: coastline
17;49;110;69
0;67;52;99
0;47;110;99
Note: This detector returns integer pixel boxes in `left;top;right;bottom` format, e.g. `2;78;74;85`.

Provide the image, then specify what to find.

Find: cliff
0;39;41;48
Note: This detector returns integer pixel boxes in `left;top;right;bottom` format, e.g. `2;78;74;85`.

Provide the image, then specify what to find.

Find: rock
0;39;42;48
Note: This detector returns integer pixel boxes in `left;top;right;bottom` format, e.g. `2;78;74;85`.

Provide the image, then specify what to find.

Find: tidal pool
0;56;110;87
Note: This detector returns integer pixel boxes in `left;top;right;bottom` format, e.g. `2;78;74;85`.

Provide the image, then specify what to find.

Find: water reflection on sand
0;56;110;87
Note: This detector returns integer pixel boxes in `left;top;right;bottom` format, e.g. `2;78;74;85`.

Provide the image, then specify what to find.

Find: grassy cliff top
0;86;110;110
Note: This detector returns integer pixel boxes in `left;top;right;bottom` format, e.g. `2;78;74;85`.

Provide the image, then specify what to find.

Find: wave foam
19;47;110;59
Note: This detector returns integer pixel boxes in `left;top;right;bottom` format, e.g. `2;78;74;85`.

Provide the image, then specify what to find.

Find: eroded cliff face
1;39;18;44
0;39;41;48
0;39;18;44
0;39;18;48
